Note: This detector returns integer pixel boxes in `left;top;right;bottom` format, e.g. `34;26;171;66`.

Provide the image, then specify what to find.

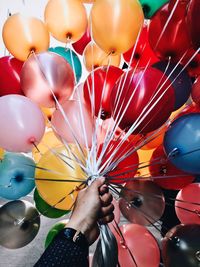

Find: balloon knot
28;137;36;144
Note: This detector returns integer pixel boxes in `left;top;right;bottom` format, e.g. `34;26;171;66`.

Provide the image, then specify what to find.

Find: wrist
66;218;90;242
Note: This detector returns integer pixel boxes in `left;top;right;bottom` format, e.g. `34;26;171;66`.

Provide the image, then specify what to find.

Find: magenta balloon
21;52;75;108
0;95;45;152
175;183;200;225
51;100;93;148
115;224;160;267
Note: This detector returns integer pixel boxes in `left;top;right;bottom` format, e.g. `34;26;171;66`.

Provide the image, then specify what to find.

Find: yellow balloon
35;145;87;210
136;149;155;177
32;131;62;163
45;0;88;43
90;0;144;55
83;42;121;71
0;148;4;160
3;13;49;61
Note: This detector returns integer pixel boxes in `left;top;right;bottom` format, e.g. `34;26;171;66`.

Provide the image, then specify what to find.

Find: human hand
66;177;114;244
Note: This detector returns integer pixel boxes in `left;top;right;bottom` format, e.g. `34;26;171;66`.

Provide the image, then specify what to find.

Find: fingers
89;177;105;193
99;184;109;195
100;192;113;206
99;213;115;224
99;203;114;218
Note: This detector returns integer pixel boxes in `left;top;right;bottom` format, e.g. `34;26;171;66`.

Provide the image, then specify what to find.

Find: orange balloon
81;0;94;3
83;42;121;71
2;14;49;61
0;148;4;160
41;107;55;126
141;126;168;150
90;0;144;55
32;130;61;162
45;0;88;43
136;149;155;177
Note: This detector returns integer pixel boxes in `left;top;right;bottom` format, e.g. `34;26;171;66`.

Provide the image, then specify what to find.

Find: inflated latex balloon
0;148;4;160
34;189;69;219
123;24;158;69
187;0;200;51
139;0;168;18
119;180;165;225
115;224;160;267
149;145;194;190
141;125;167;150
192;76;200;107
175;183;200;224
0;152;35;200
162;224;200;267
98;140;139;183
110;67;175;134
32;131;61;163
72;27;91;55
49;47;82;83
2;13;49;61
21;52;74;108
51;100;93;148
168;0;190;21
35;145;86;210
0;95;45;152
164;113;200;174
181;48;200;77
0;56;24;96
135;148;154;177
45;0;87;43
83;42;121;72
45;220;68;249
153;61;192;110
83;66;123;119
148;4;191;61
90;0;144;55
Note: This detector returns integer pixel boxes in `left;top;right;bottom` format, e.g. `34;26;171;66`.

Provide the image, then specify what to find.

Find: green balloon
49;47;82;83
45;221;68;249
34;189;70;219
139;0;169;18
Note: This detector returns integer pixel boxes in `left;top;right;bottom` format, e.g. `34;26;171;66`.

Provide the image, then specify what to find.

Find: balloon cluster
0;0;200;267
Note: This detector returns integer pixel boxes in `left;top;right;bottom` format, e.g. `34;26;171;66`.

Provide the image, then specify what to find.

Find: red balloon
175;183;200;224
123;25;158;69
98;139;139;184
187;0;200;50
181;48;200;77
115;224;160;267
192;76;200;106
0;56;24;96
174;103;200;120
110;67;175;134
148;4;191;61
149;145;195;190
83;66;123;119
72;28;91;55
168;0;190;21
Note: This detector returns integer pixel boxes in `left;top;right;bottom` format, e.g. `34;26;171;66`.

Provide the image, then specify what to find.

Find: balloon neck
142;4;150;17
130;197;143;208
196;251;200;261
28;137;36;144
120;240;127;249
168;148;180;158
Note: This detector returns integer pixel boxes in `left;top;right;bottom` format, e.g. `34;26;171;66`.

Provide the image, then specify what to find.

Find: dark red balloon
83;66;123;119
149;145;195;190
110;67;175;134
180;48;200;77
149;4;191;61
72;28;91;55
187;0;200;51
192;76;200;106
0;56;24;96
98;140;139;184
168;0;190;21
123;25;158;69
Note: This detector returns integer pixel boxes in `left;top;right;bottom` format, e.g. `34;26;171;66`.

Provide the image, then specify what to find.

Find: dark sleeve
34;229;89;267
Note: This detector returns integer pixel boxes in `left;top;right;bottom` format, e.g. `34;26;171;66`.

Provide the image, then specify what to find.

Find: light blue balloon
49;47;82;83
0;152;35;200
164;113;200;174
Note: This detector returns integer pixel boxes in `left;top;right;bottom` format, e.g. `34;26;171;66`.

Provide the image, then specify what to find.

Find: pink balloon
51;100;93;148
115;224;160;267
21;52;75;108
0;95;45;152
175;183;200;224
